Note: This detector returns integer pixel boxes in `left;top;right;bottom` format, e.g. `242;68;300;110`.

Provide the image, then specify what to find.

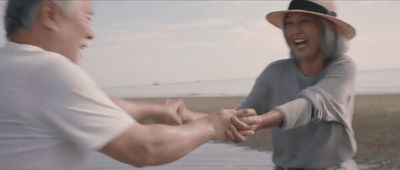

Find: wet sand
129;94;400;169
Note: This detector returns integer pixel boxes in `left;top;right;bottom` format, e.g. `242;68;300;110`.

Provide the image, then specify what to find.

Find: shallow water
84;141;373;170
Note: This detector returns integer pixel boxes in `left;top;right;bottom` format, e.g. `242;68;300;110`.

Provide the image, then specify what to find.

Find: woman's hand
225;109;261;143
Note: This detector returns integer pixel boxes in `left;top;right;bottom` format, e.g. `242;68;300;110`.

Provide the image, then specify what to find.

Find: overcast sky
1;1;399;88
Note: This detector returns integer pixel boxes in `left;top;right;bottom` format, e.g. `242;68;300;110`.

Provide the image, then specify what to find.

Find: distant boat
153;82;160;86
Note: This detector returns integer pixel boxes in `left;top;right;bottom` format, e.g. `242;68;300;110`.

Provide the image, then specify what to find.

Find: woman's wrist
257;110;284;130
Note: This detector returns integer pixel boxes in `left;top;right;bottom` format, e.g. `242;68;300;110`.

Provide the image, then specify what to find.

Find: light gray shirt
239;57;357;168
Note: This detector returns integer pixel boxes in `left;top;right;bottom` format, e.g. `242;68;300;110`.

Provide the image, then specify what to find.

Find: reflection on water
85;142;373;170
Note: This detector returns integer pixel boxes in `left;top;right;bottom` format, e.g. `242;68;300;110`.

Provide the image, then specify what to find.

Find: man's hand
205;109;259;141
176;102;207;124
225;109;260;143
205;109;236;140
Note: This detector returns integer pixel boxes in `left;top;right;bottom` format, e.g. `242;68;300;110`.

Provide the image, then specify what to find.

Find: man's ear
38;0;63;31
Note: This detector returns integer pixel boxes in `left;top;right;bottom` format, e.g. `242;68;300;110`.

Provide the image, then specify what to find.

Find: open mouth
293;38;307;50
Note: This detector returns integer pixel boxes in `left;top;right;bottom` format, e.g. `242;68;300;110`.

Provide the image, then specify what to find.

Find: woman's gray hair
320;19;349;60
284;16;349;60
4;0;73;39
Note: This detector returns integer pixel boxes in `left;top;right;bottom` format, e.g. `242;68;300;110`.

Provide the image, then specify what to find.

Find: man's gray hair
4;0;73;39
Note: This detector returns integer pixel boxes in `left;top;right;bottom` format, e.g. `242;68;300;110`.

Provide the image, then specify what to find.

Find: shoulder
331;56;356;66
254;58;294;84
266;58;293;70
28;51;95;91
259;58;294;76
32;51;79;73
327;56;357;73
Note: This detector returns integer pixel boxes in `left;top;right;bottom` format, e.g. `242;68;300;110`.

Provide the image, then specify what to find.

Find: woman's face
283;13;323;61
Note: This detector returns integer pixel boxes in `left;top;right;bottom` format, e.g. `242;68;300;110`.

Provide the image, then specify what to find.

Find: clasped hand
168;100;260;143
225;109;260;143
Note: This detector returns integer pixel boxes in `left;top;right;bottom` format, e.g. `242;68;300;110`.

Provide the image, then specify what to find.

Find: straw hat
266;0;356;39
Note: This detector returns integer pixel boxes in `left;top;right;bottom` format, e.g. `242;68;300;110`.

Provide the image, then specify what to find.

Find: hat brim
266;10;356;39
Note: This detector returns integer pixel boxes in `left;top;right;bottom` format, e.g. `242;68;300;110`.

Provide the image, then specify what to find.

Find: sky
0;1;399;89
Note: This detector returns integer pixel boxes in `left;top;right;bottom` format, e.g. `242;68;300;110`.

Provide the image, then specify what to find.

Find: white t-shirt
0;42;135;170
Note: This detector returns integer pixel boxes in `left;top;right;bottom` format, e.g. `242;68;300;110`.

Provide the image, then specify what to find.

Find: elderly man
0;0;259;169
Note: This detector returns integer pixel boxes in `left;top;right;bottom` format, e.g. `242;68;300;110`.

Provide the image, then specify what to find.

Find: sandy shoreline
128;94;400;169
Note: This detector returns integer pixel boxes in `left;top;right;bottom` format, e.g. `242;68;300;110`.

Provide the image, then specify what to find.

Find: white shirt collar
4;41;46;52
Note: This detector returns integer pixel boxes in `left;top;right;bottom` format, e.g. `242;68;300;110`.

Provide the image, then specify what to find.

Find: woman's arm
275;57;357;130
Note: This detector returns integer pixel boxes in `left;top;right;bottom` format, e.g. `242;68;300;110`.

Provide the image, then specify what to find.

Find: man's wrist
201;115;218;140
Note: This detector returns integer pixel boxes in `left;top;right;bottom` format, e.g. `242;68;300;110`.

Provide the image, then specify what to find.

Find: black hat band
288;0;337;17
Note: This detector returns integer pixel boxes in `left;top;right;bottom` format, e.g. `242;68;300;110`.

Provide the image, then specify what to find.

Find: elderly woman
229;0;358;169
179;0;357;169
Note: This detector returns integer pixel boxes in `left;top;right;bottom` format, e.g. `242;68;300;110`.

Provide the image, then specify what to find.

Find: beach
129;94;400;169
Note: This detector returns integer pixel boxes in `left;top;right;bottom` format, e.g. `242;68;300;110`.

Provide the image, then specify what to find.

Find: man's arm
111;97;183;125
100;109;248;167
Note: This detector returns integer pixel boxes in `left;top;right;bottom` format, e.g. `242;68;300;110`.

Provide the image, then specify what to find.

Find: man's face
54;1;94;64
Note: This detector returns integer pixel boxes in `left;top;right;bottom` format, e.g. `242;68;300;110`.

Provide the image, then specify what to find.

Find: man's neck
9;29;47;50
